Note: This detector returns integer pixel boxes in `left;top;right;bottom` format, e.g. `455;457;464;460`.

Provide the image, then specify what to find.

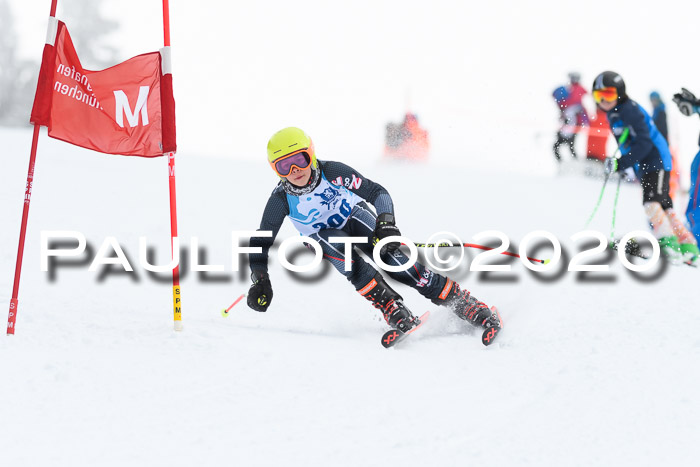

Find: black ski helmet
592;71;627;100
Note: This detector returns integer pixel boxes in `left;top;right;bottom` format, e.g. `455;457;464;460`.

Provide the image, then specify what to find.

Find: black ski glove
247;271;273;312
672;88;700;117
373;213;401;254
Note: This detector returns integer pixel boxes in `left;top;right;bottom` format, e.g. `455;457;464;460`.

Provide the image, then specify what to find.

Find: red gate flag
7;2;181;336
31;19;176;157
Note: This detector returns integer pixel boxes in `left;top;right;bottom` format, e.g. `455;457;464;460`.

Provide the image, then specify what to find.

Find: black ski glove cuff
247;271;273;312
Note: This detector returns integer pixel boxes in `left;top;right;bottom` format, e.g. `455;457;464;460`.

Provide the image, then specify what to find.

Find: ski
381;311;430;348
481;306;503;346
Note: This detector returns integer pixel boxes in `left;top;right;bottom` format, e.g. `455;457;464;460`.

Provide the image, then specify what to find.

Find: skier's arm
320;161;394;215
617;106;655;171
249;187;288;275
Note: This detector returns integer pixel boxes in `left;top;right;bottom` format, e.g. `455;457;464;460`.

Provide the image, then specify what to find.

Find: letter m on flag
114;86;150;128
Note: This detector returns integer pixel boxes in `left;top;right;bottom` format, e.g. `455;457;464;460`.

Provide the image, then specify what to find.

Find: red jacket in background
566;83;589;127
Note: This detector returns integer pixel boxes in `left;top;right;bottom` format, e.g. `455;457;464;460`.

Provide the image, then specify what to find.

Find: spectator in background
566;72;590;128
553;85;578;161
384;112;430;160
552;73;590;163
649;91;668;141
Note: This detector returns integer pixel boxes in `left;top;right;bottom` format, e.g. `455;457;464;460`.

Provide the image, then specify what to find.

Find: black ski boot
358;273;419;332
432;280;501;330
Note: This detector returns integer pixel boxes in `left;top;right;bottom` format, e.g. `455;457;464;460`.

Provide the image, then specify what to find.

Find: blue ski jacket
605;98;672;175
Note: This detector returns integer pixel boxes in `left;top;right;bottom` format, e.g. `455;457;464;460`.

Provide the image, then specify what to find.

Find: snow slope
1;127;699;466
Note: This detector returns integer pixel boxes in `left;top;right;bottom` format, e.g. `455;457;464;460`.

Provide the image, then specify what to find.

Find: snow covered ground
1;127;699;466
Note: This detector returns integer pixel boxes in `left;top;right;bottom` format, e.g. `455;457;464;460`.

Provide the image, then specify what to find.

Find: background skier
552;73;589;163
552;85;578;161
593;71;699;262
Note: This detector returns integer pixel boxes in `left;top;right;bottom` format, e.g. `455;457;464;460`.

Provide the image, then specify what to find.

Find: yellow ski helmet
267;127;317;178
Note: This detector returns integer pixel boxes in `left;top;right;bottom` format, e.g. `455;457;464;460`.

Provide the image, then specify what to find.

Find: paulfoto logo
39;229;664;282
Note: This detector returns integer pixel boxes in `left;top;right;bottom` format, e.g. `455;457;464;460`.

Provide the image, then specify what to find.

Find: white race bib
287;175;363;235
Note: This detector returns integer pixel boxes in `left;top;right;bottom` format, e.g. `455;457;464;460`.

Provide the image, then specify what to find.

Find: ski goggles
271;150;312;177
593;87;618;103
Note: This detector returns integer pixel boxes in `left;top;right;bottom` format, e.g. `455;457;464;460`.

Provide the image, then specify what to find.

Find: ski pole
221;293;247;317
585;128;628;228
609;174;623;244
411;242;548;264
584;172;611;228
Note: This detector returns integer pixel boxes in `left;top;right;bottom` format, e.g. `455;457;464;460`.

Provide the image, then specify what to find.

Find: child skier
245;127;502;337
592;71;700;262
552;73;590;163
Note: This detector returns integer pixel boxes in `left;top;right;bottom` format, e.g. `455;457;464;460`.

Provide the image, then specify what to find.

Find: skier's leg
644;201;677;243
666;209;698;243
311;226;418;332
553;132;564;162
652;170;700;260
346;203;450;299
568;133;578;159
430;279;501;330
310;228;376;290
641;170;682;258
356;272;420;332
347;203;499;330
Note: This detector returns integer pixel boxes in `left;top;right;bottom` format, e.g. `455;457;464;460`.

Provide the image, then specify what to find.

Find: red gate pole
7;0;59;335
168;152;182;331
7;126;41;335
162;0;182;331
